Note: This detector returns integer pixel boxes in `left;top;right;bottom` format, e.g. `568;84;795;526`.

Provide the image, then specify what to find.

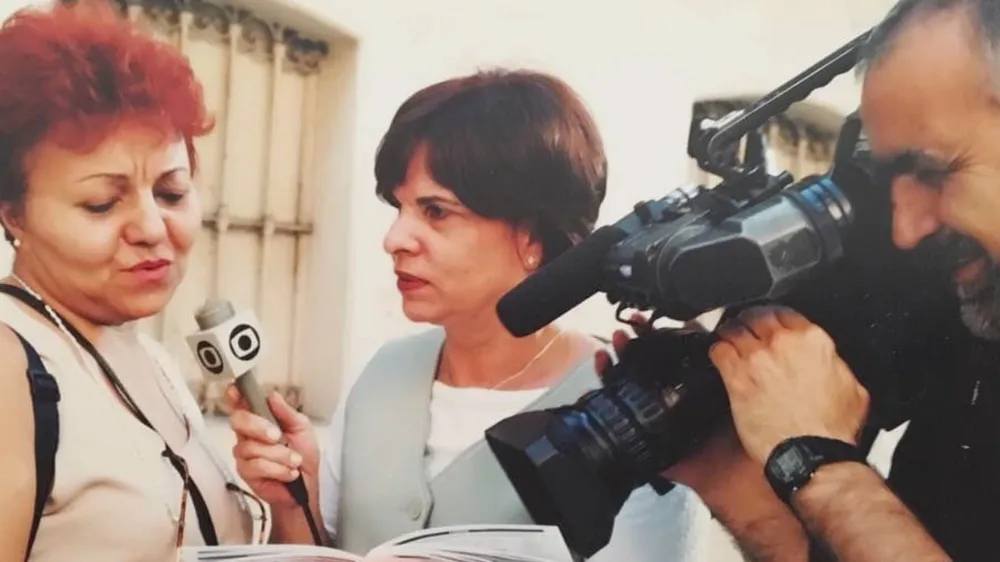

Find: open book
178;524;577;562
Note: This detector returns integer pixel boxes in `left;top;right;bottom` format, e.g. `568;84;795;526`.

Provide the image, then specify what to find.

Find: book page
177;543;362;562
368;524;576;562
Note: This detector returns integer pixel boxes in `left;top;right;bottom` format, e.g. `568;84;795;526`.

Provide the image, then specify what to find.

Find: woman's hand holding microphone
225;385;321;511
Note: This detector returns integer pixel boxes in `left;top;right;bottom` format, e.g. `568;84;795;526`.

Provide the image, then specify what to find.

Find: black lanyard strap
0;283;220;546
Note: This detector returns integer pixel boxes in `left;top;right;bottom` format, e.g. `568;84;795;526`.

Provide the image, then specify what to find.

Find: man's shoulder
885;375;1000;560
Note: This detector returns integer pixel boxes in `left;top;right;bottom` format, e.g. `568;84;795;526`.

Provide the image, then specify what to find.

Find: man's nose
123;194;168;246
891;179;941;250
382;213;420;255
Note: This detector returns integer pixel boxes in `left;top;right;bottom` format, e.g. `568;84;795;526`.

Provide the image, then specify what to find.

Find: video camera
484;30;965;560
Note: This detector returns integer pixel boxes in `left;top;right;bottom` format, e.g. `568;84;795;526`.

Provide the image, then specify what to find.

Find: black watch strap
764;436;868;505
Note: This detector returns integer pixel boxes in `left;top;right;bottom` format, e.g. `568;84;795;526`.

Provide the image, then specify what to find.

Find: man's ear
0;200;24;243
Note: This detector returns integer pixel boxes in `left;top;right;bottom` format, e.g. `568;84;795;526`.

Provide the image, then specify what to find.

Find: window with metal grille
84;0;334;415
688;99;841;188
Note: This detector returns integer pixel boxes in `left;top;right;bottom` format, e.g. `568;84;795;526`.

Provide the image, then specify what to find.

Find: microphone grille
194;298;236;329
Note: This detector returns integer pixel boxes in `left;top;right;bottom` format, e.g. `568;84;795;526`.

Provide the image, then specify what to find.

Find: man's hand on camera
709;305;870;467
595;315;813;561
708;306;951;561
595;312;751;492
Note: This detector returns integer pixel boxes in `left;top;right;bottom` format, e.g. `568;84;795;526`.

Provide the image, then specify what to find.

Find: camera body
602;173;853;322
485;32;966;561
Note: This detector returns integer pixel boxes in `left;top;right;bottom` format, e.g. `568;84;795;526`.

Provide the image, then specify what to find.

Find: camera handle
691;30;871;182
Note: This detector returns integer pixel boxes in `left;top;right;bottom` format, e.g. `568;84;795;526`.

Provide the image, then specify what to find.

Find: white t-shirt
318;380;725;562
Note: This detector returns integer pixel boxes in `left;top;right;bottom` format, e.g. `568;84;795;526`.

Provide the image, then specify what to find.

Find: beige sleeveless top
0;294;262;562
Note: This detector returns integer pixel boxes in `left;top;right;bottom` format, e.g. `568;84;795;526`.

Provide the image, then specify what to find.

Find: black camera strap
0;283;220;546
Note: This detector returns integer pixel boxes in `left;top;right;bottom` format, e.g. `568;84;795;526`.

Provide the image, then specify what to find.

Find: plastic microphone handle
497;225;628;337
194;299;281;431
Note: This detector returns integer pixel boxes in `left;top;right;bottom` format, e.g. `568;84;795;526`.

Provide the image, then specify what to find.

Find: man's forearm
792;462;950;562
694;456;810;561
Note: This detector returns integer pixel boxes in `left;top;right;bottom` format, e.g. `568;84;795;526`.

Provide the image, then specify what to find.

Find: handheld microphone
186;298;324;546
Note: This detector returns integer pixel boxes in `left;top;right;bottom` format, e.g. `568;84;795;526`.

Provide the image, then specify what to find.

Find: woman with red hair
0;1;260;560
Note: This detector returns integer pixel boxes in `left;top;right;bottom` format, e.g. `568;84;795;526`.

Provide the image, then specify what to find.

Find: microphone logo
229;323;261;361
196;340;225;375
185;306;265;380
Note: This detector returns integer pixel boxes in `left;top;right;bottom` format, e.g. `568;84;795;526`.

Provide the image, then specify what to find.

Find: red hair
0;0;214;209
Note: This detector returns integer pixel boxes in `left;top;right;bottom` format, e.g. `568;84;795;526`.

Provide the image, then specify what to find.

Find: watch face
768;444;811;482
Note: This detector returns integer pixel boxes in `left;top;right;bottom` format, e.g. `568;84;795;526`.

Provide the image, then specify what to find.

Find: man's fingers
611;329;631;355
715;318;764;358
736;307;785;341
594;349;611;376
772;305;813;331
772;306;834;353
628;312;652;335
708;340;752;396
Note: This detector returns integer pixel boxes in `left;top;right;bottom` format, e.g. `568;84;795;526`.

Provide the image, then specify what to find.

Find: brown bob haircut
374;68;608;264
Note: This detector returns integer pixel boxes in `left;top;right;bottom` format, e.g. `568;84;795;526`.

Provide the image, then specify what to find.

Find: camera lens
484;330;728;559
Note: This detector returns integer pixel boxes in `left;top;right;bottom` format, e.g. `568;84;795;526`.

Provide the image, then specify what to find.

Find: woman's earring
526;255;537;268
12;238;20;249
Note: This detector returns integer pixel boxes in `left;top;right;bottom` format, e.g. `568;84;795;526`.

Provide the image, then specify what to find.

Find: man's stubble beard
914;228;1000;342
956;256;1000;341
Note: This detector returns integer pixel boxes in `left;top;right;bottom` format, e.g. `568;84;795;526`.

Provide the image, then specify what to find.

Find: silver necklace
10;273;81;350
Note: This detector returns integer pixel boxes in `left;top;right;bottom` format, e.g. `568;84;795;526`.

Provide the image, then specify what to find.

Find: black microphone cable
285;475;324;546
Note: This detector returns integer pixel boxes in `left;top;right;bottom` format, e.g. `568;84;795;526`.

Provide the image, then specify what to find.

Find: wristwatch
764;436;868;505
